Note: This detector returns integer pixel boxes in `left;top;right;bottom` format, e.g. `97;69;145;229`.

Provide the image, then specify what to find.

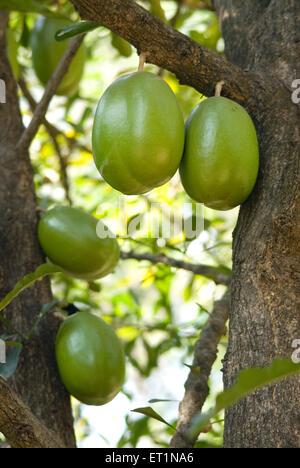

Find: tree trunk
214;0;300;448
0;12;76;448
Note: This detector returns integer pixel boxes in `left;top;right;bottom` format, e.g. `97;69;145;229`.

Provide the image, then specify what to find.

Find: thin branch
18;79;72;203
18;78;92;154
47;126;72;205
170;290;230;448
16;35;84;153
120;251;231;285
70;0;254;105
0;377;65;448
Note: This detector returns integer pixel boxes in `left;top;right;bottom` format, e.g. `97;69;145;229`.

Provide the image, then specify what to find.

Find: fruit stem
36;207;46;214
215;80;225;97
138;52;150;72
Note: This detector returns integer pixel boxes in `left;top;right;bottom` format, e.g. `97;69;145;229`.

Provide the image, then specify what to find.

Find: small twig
0;314;26;342
47;125;72;205
170;290;230;448
138;52;150;71
120;250;231;286
18;79;92;155
18;79;72;203
16;35;84;153
36;207;46;214
215;80;225;97
18;78;61;138
0;377;65;448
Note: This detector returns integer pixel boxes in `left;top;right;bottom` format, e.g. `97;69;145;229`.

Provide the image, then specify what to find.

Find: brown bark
17;35;84;153
0;12;76;447
0;378;65;448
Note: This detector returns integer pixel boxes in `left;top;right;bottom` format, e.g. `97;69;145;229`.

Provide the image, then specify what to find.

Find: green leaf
55;21;100;42
188;358;300;441
184;363;201;376
27;298;60;341
0;263;62;313
149;0;167;23
0;341;22;378
132;407;175;430
0;0;69;19
148;398;178;404
0;314;16;332
20;16;31;48
111;33;132;58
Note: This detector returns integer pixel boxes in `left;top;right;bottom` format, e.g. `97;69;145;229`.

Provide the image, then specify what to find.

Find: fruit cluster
92;72;259;210
10;17;259;407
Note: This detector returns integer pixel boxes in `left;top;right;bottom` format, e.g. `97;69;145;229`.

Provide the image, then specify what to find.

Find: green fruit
180;96;259;210
55;312;126;406
111;33;132;57
38;206;120;280
92;71;185;195
30;17;86;97
6;29;20;80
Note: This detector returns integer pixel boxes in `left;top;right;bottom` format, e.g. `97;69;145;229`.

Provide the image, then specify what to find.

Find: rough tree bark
0;12;76;447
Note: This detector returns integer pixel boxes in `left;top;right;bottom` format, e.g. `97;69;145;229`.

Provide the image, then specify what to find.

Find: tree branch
0;378;65;448
120;251;231;285
18;78;92;155
170;290;230;448
70;0;253;104
17;80;72;204
16;35;84;153
17;80;72;203
48;127;72;205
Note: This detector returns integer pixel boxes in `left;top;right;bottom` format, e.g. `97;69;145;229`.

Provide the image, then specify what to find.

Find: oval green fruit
55;312;126;406
38;206;120;280
30;17;86;97
92;71;185;195
180;96;259;210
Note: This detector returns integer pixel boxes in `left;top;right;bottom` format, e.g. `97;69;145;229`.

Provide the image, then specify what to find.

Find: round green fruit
180;96;259;210
38;206;120;280
30;17;86;97
92;71;185;195
55;312;126;406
